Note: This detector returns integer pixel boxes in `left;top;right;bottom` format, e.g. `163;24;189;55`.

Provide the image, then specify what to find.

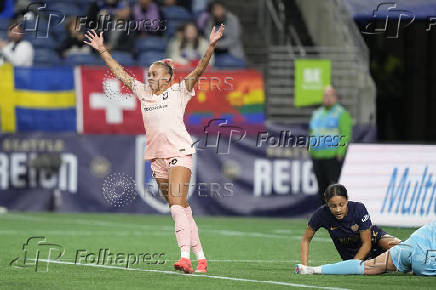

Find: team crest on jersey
351;224;359;232
162;92;168;100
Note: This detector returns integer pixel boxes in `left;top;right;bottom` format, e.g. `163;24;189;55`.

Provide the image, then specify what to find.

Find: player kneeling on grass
300;184;400;267
84;24;225;274
295;219;436;276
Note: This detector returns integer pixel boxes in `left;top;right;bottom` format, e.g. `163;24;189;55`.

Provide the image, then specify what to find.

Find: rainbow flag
0;64;76;132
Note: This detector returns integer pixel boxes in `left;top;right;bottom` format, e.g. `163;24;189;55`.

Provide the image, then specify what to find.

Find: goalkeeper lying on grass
296;219;436;276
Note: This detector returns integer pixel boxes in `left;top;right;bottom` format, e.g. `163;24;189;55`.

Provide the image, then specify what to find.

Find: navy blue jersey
308;201;373;260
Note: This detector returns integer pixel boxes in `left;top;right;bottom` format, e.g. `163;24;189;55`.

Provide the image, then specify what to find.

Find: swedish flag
0;64;76;132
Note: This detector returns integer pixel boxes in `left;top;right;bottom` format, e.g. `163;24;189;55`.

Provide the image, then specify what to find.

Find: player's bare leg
363;251;397;275
156;178;169;203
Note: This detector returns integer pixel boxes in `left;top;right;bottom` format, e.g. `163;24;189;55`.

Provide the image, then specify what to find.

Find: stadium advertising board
294;59;331;107
340;144;436;227
0;132;321;216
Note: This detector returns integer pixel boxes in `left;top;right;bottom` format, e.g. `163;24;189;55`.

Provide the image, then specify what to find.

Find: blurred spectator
0;21;33;66
168;22;212;66
194;0;211;33
204;1;244;59
86;0;131;51
58;17;91;58
309;86;353;204
132;0;164;36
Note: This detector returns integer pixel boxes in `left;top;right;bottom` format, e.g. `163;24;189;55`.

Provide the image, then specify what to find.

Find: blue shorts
367;225;388;259
390;221;436;276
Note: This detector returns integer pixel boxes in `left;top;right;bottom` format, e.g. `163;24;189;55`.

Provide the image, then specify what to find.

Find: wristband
99;49;108;55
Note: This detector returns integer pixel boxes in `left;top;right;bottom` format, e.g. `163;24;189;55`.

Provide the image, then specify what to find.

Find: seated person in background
0;21;33;66
87;0;131;51
131;0;164;37
168;22;213;66
204;1;243;59
58;17;91;58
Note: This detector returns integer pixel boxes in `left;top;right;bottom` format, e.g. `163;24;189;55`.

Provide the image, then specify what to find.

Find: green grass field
0;212;433;289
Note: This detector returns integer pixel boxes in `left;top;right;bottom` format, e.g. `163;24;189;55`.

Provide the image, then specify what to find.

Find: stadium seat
0;18;10;32
110;51;136;66
46;2;82;16
64;53;105;66
161;6;192;37
27;36;57;50
33;48;62;65
134;36;167;53
0;30;7;41
214;53;246;69
161;6;192;22
164;20;184;37
138;51;165;67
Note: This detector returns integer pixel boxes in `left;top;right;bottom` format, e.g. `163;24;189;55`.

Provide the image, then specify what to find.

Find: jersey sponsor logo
143;104;168;112
361;214;369;223
169;159;178;165
162;92;168;100
351;224;359;232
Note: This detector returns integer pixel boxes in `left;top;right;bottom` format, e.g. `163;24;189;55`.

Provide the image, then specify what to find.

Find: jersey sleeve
179;79;195;102
356;203;372;231
308;209;323;231
131;79;151;100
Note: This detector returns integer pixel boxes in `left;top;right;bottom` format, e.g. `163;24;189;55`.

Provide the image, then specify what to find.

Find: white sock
194;250;206;260
313;266;322;274
181;251;190;259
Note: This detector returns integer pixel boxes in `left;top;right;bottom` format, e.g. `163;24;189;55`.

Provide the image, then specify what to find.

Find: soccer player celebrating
300;184;400;266
296;220;436;276
84;24;225;274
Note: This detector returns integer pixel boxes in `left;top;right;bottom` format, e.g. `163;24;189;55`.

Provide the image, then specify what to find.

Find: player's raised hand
209;23;225;45
84;29;106;52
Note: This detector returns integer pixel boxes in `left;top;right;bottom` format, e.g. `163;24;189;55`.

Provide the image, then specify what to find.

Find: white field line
26;257;336;264
34;259;351;290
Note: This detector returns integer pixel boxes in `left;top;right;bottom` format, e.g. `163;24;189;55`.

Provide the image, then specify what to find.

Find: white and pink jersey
132;79;196;160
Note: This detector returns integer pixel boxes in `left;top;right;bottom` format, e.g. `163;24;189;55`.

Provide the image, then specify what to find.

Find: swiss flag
77;66;145;134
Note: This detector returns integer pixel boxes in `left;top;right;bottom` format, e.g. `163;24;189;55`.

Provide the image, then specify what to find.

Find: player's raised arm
300;226;316;266
184;24;225;92
84;29;135;91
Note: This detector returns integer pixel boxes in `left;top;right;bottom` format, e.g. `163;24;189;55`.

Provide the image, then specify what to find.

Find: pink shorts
150;155;193;179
